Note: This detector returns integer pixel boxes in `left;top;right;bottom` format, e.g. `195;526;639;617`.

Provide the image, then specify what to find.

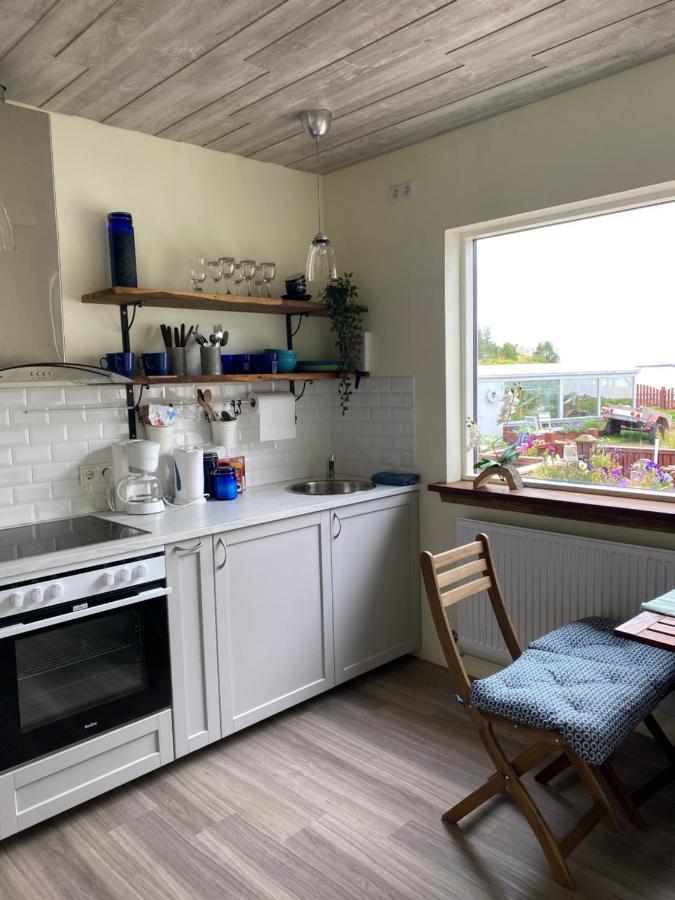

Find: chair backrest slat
437;557;488;589
420;533;523;704
432;541;482;568
442;575;492;608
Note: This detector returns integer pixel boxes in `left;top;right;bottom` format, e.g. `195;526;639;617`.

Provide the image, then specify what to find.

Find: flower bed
528;454;674;492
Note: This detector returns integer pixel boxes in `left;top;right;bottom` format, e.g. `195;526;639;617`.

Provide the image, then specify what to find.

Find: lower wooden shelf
136;372;367;385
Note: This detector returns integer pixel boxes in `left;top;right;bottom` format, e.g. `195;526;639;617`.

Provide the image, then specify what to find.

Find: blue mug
100;352;135;378
139;352;169;376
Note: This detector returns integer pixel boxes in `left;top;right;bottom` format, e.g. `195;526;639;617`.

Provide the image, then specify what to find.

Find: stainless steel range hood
0;363;134;387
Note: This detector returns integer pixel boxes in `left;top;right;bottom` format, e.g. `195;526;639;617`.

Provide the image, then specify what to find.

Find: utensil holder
201;346;222;375
211;420;237;447
168;347;186;376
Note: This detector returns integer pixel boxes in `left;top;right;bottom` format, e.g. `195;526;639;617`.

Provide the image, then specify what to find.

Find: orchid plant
471;383;523;472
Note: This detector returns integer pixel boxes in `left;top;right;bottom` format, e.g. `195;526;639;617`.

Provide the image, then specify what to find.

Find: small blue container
211;466;238;500
256;351;278;374
139;352;169;376
221;354;237;374
235;353;255;374
100;352;135;379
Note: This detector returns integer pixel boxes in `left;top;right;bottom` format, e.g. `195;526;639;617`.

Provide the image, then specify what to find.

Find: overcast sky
476;200;675;385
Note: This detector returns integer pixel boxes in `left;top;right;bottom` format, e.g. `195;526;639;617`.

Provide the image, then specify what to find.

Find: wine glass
231;263;244;296
188;257;207;292
260;261;276;298
240;259;257;297
206;259;222;292
219;256;235;294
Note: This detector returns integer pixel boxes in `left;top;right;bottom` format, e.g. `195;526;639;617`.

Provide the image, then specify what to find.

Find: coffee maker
111;440;165;515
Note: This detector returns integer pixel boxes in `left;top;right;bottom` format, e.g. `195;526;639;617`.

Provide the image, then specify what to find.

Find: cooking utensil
203;389;219;422
174;326;180;349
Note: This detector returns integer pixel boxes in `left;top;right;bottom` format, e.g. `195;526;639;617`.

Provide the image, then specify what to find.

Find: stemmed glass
231;263;244;296
240;259;257;297
188;257;207;292
260;261;276;297
206;259;222;293
219;256;235;295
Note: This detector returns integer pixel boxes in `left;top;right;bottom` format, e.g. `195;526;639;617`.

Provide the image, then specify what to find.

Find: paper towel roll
249;392;296;441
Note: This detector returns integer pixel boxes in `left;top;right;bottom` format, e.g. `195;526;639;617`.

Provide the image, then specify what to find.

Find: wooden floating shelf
82;286;367;316
135;372;367;385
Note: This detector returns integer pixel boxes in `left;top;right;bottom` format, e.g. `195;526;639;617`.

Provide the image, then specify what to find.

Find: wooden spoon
203;389;218;422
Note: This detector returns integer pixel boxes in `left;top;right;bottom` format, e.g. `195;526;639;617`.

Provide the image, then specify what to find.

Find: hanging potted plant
322;273;364;415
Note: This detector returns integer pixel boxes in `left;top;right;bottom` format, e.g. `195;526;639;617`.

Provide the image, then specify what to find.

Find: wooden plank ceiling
1;0;674;172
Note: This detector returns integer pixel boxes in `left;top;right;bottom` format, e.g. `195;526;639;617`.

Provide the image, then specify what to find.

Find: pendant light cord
315;137;322;234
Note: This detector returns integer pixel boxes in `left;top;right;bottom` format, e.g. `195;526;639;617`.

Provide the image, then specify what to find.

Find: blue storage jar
107;211;138;287
211;466;238;500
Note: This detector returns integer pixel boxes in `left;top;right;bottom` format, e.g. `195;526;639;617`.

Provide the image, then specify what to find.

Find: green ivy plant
322;273;364;415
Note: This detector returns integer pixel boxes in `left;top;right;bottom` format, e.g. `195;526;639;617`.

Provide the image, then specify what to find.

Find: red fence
636;384;675;410
610;447;675;470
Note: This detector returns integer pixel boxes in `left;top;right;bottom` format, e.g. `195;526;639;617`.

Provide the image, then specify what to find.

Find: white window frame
456;183;675;503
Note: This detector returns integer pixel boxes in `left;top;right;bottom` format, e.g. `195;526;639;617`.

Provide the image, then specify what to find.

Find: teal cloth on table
641;588;675;618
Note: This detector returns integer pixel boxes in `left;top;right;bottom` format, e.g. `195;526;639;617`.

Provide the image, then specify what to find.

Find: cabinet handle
216;537;227;570
172;540;203;554
332;513;342;540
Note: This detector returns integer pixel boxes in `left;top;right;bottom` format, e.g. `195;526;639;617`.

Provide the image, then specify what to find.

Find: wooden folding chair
420;534;620;890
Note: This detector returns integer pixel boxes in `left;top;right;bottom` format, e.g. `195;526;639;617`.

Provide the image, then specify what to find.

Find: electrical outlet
79;465;112;486
389;180;415;202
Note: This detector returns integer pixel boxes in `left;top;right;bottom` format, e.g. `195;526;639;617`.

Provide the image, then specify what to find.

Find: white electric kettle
173;446;206;505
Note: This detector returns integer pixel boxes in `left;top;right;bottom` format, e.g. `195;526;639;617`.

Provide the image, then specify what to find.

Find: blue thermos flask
107;211;138;287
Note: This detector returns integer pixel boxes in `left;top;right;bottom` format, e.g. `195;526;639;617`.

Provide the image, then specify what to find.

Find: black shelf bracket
120;303;137;439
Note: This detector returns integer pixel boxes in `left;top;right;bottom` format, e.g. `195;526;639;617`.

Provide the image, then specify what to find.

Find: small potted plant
471;383;524;489
322;273;364;415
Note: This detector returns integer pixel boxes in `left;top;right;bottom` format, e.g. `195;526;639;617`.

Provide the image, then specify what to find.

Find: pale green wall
324;54;675;663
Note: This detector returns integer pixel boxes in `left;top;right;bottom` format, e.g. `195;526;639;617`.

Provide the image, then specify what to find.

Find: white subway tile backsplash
29;424;67;445
67;422;104;442
0;466;32;487
0;376;415;526
0;428;28;446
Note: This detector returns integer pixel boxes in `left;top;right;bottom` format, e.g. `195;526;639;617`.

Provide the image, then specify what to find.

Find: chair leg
535;752;572;785
600;761;648;831
563;750;620;833
478;724;575;890
443;742;554;823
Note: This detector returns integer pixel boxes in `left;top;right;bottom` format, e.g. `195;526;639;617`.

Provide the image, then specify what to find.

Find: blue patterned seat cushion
529;616;675;701
470;649;661;766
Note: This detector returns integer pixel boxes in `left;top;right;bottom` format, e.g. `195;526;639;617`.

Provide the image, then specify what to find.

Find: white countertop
0;480;419;582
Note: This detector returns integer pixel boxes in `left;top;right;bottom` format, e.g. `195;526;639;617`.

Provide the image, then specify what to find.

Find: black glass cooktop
0;516;149;563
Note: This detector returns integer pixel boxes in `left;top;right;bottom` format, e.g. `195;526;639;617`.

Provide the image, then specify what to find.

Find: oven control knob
100;572;115;587
48;583;64;599
133;564;148;579
29;588;44;604
116;567;132;584
9;592;24;609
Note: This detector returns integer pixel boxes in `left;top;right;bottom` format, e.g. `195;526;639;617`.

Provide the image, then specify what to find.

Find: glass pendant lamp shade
302;108;336;286
306;232;337;285
0;200;15;252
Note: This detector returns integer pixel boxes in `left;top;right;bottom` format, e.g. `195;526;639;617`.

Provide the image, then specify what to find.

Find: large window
468;199;675;498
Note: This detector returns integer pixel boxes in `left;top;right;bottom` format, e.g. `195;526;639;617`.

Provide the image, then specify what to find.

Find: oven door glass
16;609;147;732
0;593;171;771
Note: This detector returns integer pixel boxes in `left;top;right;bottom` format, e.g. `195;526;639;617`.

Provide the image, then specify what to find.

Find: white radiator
455;518;675;664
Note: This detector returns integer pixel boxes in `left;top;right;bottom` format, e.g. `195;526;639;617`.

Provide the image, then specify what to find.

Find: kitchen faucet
327;454;335;480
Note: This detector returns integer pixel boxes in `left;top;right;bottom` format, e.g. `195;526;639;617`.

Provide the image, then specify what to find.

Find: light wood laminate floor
0;657;672;900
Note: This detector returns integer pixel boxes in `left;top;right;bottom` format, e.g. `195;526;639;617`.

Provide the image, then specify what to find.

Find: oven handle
0;587;172;639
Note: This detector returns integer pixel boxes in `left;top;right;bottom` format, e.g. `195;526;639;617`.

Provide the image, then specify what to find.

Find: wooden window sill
428;481;675;533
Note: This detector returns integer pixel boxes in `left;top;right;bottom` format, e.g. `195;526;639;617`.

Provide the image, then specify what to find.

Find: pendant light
301;109;336;286
0;85;15;253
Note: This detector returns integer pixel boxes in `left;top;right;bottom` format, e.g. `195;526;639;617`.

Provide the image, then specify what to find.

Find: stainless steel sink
288;478;375;495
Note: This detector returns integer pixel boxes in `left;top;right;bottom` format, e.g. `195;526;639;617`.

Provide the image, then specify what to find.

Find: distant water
637;365;675;388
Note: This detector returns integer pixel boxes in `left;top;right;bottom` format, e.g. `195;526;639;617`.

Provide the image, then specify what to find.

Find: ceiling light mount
301;108;332;141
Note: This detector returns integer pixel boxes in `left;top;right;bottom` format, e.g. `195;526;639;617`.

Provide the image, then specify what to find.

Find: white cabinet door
214;513;334;733
332;493;420;684
166;536;222;756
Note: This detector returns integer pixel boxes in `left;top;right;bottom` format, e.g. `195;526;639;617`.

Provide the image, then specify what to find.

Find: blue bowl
276;356;297;373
